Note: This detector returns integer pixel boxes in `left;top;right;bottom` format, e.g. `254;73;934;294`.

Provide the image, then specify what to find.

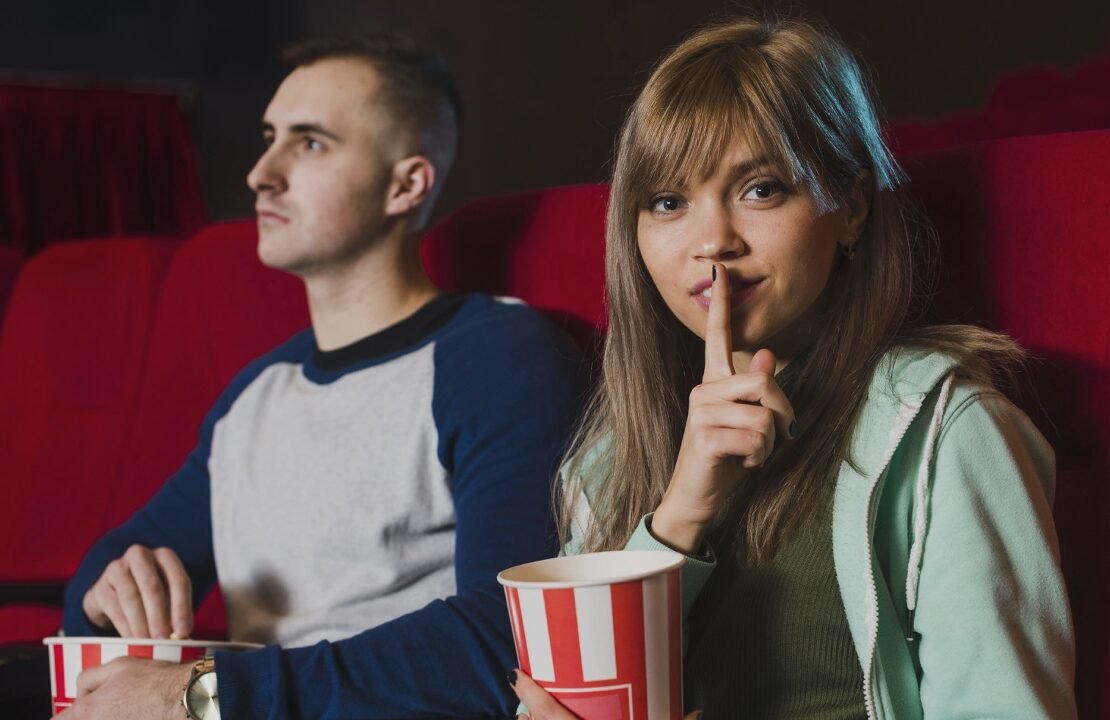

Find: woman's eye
649;195;683;213
742;180;786;201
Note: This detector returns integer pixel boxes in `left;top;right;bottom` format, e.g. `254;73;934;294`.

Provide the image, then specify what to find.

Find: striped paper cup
42;637;261;715
498;550;686;720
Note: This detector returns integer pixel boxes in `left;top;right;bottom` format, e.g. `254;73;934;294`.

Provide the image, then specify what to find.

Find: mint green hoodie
568;349;1076;719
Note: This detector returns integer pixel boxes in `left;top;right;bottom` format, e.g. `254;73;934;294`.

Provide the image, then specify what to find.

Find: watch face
186;672;220;720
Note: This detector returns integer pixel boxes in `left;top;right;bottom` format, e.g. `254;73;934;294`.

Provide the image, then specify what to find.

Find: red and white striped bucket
42;637;260;715
498;550;686;720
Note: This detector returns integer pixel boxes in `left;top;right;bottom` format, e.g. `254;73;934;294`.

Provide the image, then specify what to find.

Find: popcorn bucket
498;550;686;720
43;637;260;715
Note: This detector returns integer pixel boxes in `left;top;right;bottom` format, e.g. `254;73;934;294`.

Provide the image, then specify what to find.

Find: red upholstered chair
422;183;610;359
112;221;309;637
0;236;175;642
0;244;21;330
113;187;609;637
903;129;1110;719
887;49;1110;156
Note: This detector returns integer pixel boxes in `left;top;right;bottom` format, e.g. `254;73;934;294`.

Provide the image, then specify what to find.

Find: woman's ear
384;156;436;219
839;170;873;250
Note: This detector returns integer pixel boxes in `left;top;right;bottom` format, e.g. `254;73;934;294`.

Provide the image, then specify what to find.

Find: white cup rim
42;636;262;650
497;550;685;589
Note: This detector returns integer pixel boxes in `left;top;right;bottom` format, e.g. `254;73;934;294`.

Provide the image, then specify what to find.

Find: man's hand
53;657;192;720
82;544;193;638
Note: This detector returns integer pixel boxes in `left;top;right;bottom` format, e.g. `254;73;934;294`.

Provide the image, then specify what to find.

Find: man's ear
839;169;873;250
384;156;436;219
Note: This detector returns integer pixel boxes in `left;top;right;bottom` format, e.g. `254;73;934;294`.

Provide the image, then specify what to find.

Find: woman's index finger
704;263;736;381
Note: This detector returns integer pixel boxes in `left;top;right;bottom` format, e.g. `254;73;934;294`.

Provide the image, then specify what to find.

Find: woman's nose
693;203;746;260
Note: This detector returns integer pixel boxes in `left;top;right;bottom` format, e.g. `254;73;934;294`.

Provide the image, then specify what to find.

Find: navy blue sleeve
214;303;587;718
61;419;217;636
62;331;315;637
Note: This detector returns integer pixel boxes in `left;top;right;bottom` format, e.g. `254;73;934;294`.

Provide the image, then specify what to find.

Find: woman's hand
652;263;796;554
510;669;702;719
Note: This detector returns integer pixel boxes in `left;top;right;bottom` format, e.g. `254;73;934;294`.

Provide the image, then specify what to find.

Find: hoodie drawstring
905;371;956;641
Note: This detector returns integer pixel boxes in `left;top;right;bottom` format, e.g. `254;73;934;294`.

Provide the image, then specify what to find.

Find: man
60;35;584;718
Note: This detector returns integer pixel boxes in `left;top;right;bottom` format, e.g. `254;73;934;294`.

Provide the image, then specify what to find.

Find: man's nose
247;147;287;194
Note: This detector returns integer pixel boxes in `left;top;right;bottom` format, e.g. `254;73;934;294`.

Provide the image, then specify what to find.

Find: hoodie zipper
861;398;923;720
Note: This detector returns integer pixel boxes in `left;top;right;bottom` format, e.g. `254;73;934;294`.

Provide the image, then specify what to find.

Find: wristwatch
182;655;220;720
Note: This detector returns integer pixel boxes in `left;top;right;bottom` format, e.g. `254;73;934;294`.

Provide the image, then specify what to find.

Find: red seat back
0;236;174;582
904;130;1110;718
113;222;309;526
0;244;21;330
422;184;609;359
114;222;309;638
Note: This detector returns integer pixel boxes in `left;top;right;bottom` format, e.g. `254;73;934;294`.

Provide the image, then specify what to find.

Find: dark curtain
0;83;206;254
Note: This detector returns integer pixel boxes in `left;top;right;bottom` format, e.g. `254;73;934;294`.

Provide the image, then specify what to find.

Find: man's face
247;58;396;277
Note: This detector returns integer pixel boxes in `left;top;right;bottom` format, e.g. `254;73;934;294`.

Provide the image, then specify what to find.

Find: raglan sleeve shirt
224;308;587;718
64;308;587;718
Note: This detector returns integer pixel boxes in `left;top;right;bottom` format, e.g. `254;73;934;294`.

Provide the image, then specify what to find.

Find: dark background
1;0;1108;223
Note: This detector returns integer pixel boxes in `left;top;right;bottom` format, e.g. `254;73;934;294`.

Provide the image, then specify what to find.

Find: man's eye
304;137;323;151
649;195;683;213
261;135;275;148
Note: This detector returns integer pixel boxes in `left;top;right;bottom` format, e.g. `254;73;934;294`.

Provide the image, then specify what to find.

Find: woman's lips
690;279;764;311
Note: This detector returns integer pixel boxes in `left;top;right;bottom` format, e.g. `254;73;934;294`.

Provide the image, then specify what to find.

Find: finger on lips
703;263;736;382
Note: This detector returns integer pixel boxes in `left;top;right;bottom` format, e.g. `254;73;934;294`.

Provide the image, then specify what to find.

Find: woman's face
636;138;861;368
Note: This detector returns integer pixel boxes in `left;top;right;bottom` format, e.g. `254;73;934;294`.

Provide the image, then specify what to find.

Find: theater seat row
1;132;1107;717
887;50;1110;155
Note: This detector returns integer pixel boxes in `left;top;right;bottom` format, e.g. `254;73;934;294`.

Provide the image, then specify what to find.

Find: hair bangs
623;46;826;210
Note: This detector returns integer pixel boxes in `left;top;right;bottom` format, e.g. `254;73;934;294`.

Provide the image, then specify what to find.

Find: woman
511;16;1075;720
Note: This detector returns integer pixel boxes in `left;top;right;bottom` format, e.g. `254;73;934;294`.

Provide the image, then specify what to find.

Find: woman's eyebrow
726;156;776;182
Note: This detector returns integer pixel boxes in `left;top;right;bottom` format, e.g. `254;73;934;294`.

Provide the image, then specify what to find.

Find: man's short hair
282;34;462;147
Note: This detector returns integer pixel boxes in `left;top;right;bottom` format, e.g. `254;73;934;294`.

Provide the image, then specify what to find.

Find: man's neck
303;236;441;351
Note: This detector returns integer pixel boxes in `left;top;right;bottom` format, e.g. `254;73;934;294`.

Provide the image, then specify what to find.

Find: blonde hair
561;17;1025;561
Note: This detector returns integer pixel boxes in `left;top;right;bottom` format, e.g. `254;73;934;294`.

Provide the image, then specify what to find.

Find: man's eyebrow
259;121;343;143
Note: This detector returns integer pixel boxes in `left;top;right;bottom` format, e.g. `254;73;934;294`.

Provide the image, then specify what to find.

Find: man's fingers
510;669;578;719
703;263;735;382
92;581;132;638
105;558;151;638
127;547;173;638
153;547;194;638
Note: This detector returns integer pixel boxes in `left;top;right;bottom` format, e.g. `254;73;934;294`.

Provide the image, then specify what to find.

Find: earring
840;243;856;261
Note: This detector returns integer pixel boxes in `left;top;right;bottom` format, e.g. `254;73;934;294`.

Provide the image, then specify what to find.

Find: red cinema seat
113;221;309;637
904;130;1110;719
0;236;174;642
422;184;610;358
0;244;21;329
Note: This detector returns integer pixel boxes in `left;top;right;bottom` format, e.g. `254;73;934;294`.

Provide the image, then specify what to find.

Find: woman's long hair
561;17;1025;561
